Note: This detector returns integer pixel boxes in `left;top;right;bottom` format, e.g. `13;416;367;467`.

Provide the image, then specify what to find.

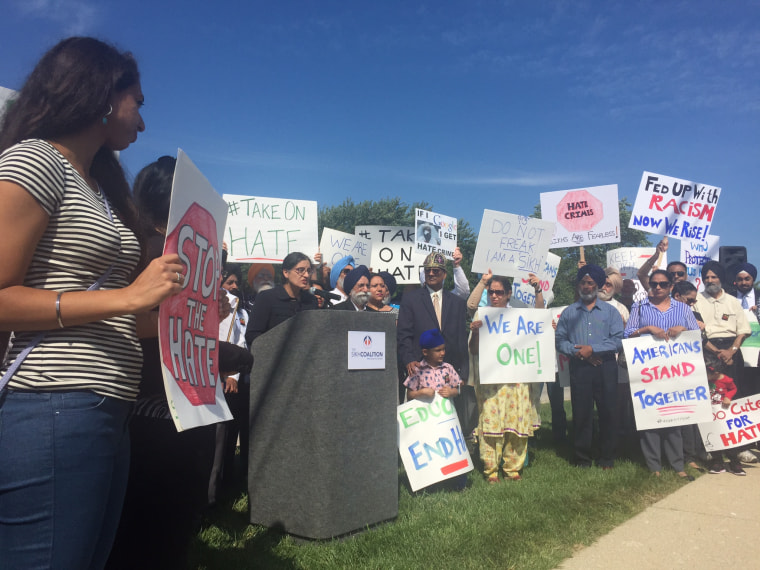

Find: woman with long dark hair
0;38;183;568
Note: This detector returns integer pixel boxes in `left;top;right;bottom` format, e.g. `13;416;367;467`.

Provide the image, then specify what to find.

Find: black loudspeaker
719;246;748;295
248;310;399;539
719;246;747;269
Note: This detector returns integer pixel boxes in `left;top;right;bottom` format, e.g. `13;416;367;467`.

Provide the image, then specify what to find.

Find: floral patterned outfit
471;310;540;481
404;359;462;392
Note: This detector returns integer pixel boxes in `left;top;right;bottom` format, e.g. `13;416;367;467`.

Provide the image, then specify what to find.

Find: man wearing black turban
696;260;752;396
731;262;760;402
555;264;624;469
333;265;371;311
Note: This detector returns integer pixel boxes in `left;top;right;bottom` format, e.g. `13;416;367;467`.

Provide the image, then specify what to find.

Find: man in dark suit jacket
397;253;469;384
332;266;371;311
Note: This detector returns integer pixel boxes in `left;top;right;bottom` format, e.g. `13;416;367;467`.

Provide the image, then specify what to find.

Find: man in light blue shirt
556;264;624;469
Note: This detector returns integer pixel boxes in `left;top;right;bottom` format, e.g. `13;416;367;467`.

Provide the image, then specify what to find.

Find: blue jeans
0;390;132;569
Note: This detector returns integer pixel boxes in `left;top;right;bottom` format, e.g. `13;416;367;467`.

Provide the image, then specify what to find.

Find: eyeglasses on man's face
649;281;671;289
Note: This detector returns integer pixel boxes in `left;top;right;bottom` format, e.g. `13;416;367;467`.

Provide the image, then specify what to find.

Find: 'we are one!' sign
477;307;555;384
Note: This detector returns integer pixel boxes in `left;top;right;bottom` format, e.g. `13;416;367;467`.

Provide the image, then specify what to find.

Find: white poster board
510;252;561;309
699;395;760;451
629;171;720;242
222;194;318;262
414;208;457;259
347;331;386;370
319;227;371;268
159;150;233;431
397;394;473;492
606;247;657;280
477;307;555;384
540;185;621;247
471;210;555;278
741;310;760;369
355;226;426;284
681;235;720;292
622;330;712;430
606;246;657;304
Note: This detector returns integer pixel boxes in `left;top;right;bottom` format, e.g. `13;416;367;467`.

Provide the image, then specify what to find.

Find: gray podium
248;310;398;539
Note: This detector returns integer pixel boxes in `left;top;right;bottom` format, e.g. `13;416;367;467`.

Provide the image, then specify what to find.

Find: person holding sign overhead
624;269;699;480
556;264;624;469
468;272;543;482
0;38;185;568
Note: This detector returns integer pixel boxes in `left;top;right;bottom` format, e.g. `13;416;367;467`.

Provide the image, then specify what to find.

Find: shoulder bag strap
0;193;118;392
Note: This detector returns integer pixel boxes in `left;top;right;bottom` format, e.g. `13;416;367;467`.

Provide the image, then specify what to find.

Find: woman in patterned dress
468;272;543;483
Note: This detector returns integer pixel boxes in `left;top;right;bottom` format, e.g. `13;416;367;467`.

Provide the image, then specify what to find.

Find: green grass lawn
189;404;696;569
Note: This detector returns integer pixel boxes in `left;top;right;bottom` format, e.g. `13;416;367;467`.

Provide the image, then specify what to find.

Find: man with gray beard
598;266;630;324
695;260;751;396
556;264;624;469
333;266;371;311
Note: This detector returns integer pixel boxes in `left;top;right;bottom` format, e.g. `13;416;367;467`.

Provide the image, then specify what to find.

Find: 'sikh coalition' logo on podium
348;331;386;370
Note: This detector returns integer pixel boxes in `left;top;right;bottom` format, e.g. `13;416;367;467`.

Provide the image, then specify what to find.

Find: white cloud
13;0;100;35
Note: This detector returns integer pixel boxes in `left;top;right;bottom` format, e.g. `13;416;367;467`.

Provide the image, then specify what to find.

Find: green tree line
318;197;651;304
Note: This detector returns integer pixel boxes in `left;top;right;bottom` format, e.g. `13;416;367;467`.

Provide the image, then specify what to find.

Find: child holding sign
705;353;745;476
404;329;465;491
404;329;462;401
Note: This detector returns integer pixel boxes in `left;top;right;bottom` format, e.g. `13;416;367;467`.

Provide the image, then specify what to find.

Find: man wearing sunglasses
329;255;355;303
398;252;469;397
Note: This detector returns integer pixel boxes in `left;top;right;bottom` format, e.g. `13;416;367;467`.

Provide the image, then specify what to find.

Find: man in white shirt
731;262;760;411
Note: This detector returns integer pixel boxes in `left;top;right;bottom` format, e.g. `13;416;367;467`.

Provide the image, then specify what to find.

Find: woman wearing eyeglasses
625;269;699;480
247;252;319;343
467;270;543;483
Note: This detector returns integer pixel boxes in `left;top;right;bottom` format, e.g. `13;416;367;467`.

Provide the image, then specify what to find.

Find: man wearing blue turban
555;264;624;469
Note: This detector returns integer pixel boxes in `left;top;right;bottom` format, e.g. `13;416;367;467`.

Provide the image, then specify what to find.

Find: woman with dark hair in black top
246;252;319;344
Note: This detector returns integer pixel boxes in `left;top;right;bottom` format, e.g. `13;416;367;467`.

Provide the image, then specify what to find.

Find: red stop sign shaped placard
555;189;603;232
160;202;220;406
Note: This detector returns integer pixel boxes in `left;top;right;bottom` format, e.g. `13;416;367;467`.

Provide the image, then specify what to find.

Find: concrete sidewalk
557;464;760;569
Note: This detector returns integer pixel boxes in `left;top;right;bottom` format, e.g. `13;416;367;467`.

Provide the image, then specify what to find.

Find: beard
382;293;392;305
705;283;722;295
578;287;597;303
254;281;274;293
351;290;371;307
597;290;613;302
337;275;345;291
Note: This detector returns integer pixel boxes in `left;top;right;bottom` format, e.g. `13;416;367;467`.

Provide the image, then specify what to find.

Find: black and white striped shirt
0;139;143;400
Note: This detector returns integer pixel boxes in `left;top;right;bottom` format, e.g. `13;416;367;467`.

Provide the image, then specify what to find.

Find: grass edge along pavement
189;404;694;570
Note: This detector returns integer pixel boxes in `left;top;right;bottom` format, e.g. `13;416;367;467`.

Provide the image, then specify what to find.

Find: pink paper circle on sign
556;189;603;232
160;202;221;406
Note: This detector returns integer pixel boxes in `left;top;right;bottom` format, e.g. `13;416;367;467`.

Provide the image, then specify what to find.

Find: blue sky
2;1;759;270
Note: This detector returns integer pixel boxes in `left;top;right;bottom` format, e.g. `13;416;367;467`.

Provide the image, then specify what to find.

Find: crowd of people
0;35;756;569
